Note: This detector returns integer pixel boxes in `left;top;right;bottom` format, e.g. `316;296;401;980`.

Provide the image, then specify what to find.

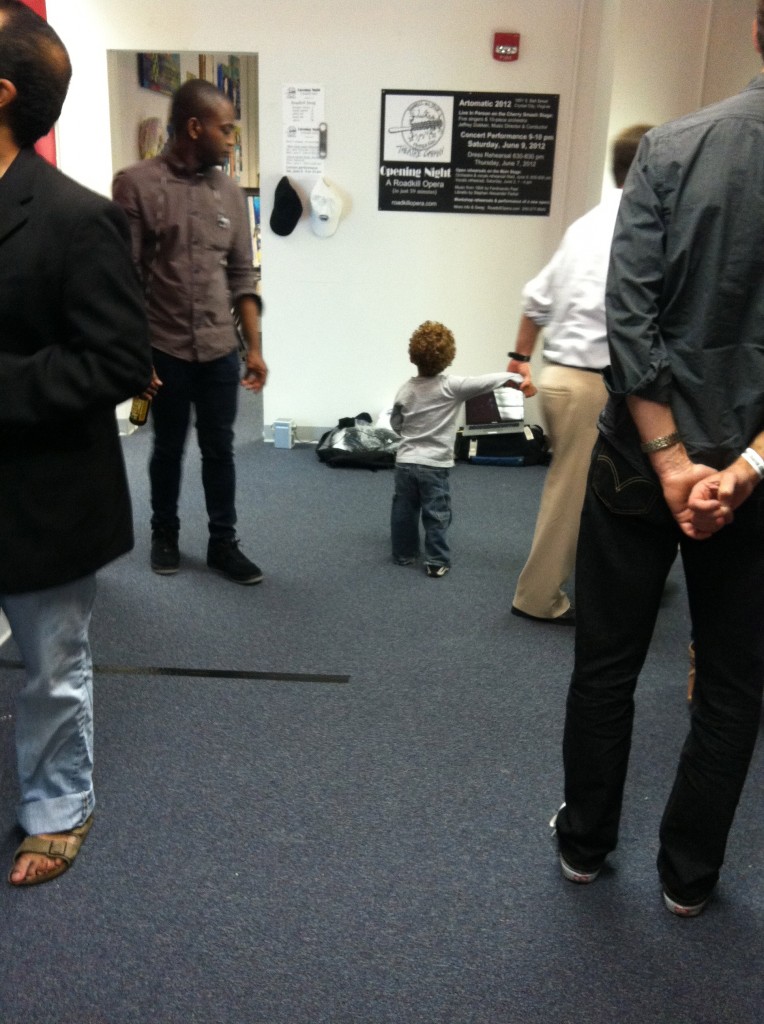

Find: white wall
46;0;759;436
608;0;712;137
702;0;762;104
603;0;758;193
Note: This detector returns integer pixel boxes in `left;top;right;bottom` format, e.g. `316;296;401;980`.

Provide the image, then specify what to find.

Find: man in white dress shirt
508;124;651;625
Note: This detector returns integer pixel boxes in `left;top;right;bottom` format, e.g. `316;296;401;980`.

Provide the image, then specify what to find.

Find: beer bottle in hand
129;396;151;426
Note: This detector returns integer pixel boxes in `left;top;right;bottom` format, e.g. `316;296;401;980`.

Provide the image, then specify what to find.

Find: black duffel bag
454;424;550;466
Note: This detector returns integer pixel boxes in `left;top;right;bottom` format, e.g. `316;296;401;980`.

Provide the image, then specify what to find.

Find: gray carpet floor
0;401;762;1023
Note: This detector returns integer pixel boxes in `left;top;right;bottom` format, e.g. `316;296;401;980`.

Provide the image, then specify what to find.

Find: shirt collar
161;151;216;179
743;72;764;94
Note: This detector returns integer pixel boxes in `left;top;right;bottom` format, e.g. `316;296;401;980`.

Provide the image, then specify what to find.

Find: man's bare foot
8;815;94;887
9;838;68;885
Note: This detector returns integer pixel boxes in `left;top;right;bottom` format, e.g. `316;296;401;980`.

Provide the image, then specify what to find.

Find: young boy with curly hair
390;321;526;577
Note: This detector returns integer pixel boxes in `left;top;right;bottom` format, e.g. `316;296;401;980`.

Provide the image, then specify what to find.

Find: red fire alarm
493;32;520;62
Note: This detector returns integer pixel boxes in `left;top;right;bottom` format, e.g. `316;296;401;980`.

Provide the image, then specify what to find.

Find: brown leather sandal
8;814;94;887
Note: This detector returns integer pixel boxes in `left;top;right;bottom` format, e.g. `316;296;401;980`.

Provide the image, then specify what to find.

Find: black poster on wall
379;89;559;215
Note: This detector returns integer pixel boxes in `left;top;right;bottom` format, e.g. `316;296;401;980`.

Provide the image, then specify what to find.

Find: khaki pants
512;363;606;619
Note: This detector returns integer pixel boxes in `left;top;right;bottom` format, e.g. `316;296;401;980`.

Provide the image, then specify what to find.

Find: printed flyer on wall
379;89;559;215
283;84;325;175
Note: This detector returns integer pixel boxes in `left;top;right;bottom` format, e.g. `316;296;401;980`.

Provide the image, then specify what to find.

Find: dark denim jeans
557;437;764;903
149;347;240;540
390;463;452;567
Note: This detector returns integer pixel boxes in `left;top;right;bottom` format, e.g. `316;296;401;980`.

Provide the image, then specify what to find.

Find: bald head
170;79;230;137
167;78;236;170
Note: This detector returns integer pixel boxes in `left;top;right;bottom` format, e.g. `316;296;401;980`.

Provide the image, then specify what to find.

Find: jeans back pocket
591;440;660;516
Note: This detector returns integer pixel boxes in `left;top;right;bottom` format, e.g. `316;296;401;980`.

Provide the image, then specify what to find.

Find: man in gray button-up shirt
114;79;266;584
554;7;764;917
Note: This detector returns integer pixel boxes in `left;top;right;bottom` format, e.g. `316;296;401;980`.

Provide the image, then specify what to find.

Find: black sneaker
207;538;263;585
151;528;179;575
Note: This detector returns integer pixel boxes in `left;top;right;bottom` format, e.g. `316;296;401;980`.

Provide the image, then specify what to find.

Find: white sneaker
552;803;602;884
662;889;710;917
560;853;601;884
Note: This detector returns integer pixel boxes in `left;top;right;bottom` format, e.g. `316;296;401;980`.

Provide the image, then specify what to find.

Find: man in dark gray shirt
114;79;266;584
554;7;764;916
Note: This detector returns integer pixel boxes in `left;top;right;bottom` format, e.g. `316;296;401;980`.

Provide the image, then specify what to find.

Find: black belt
545;360;604;375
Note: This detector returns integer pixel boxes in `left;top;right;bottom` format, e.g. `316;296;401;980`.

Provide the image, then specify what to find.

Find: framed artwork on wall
137;53;181;96
217;55;241;119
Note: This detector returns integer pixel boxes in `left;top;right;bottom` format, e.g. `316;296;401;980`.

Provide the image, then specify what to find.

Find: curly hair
408;321;456;377
0;0;71;147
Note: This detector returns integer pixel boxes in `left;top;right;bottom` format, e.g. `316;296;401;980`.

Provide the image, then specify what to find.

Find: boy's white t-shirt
391;372;516;468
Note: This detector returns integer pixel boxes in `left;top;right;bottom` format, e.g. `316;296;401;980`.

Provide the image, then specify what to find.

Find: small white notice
283;84;325;175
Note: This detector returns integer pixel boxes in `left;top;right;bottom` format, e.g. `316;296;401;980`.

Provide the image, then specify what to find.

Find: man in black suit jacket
0;1;151;885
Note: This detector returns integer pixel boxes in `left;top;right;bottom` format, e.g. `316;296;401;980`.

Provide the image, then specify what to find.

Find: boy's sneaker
151;527;180;575
207;538;263;585
425;564;449;578
662;888;710;918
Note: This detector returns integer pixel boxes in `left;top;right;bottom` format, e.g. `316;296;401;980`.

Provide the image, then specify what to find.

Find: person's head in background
168;78;236;170
611;123;653;188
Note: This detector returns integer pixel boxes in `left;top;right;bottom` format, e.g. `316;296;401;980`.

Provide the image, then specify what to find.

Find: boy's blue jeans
391;463;452;567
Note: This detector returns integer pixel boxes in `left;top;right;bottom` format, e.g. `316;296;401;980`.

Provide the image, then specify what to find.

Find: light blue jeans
391;463;452;567
2;574;96;835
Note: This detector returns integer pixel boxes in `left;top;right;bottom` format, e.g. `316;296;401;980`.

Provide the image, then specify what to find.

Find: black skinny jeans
149;347;240;540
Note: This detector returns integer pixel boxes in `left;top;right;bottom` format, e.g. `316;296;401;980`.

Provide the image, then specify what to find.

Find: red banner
21;0;57;164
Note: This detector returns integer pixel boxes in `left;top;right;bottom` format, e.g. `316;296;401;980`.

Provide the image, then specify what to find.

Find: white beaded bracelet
740;447;764;479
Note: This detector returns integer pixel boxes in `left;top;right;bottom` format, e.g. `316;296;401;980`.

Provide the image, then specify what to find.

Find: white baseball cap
310;178;343;237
